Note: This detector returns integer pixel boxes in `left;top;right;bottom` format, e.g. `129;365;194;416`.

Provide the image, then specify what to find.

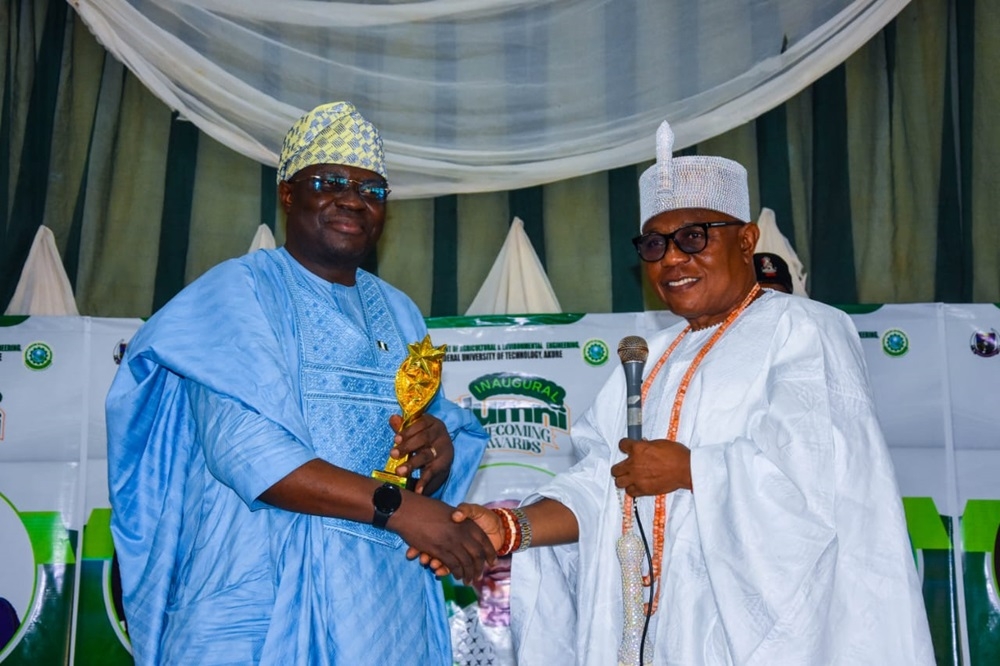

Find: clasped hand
395;496;496;585
389;413;453;495
405;503;502;580
610;437;693;497
386;413;494;582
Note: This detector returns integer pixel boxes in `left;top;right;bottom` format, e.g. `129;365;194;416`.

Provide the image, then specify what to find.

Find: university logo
970;329;1000;358
881;329;909;358
463;372;569;455
582;338;609;366
24;341;53;370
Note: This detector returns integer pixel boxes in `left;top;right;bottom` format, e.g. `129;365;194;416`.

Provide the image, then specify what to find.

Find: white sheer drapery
71;0;910;198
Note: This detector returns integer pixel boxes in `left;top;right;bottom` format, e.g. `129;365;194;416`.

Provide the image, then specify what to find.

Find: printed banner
0;317;88;665
0;307;997;665
429;312;681;505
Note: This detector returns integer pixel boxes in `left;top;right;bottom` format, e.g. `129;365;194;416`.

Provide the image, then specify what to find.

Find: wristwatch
372;482;402;529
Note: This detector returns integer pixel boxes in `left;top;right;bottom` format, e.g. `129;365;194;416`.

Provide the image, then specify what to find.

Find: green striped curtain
1;0;995;318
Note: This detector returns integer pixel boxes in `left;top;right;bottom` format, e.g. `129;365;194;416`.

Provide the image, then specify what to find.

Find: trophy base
372;469;416;491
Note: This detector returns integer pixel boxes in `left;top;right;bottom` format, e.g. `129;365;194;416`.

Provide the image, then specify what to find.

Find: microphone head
617;335;649;364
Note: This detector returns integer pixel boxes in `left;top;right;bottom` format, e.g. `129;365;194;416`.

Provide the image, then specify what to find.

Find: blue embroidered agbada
107;248;488;665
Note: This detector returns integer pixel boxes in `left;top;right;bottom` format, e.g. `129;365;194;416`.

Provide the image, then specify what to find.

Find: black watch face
374;483;402;513
372;483;402;528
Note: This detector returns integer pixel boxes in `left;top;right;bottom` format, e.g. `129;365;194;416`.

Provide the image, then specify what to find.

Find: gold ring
430;446;438;459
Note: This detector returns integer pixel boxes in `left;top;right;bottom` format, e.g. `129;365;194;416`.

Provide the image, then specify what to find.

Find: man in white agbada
427;121;935;664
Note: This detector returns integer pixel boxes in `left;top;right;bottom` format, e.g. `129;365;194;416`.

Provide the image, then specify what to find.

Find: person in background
424;119;934;665
754;251;794;294
107;102;494;666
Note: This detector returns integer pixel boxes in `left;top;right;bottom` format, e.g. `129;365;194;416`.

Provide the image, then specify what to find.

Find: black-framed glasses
289;174;391;203
631;221;744;262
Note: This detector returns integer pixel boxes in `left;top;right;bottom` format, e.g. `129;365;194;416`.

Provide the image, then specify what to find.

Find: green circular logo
881;329;909;357
24;342;53;370
582;339;609;366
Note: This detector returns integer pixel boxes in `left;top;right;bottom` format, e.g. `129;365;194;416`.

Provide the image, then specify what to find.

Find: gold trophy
372;334;447;489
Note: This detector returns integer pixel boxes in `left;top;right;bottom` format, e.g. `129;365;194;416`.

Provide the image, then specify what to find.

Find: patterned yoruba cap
277;101;387;183
638;121;750;230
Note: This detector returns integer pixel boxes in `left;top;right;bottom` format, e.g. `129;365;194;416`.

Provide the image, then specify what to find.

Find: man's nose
659;238;690;265
333;184;366;209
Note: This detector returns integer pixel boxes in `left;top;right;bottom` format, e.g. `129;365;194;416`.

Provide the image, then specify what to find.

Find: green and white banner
0;307;997;665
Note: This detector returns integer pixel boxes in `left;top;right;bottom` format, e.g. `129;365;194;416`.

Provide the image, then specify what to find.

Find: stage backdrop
0;306;997;665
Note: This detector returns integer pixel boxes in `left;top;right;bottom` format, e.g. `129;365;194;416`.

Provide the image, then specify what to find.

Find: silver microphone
617;336;649;440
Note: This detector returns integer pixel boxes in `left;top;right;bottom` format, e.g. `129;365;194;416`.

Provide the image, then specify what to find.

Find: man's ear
278;180;293;213
740;222;760;256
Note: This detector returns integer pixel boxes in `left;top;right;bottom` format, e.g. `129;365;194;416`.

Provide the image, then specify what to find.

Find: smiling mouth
666;277;698;287
325;218;365;234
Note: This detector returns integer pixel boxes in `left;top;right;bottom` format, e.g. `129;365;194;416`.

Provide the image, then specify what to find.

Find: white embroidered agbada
510;291;934;665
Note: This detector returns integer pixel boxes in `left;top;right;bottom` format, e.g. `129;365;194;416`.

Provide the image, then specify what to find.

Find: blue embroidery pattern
279;254;409;548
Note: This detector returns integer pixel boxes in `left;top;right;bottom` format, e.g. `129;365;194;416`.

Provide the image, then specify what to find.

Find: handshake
388;493;505;584
379;413;506;582
380;413;546;582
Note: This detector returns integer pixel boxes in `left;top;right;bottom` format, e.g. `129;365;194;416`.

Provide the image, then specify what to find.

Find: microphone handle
622;360;644;441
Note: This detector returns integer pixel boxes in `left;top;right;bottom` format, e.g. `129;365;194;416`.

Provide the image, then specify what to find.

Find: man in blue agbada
106;101;495;665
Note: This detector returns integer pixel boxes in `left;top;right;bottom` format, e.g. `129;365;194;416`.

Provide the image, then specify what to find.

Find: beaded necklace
619;283;762;620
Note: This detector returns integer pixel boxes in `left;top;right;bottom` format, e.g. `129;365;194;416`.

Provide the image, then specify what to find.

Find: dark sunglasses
632;221;744;262
289;174;390;203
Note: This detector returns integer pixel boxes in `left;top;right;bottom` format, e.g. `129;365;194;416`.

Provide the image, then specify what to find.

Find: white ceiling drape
71;0;910;199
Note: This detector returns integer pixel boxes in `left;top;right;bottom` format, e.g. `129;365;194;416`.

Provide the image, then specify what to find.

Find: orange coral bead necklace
621;283;762;616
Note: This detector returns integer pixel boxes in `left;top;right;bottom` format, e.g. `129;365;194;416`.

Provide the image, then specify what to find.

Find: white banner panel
943;304;1000;507
0;317;86;464
0;306;998;665
849;305;955;514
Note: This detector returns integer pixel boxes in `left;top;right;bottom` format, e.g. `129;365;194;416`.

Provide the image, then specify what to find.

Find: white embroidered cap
638;121;750;230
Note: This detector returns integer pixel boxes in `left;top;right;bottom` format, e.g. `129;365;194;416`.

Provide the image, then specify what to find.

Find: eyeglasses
289;174;391;203
631;221;744;262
